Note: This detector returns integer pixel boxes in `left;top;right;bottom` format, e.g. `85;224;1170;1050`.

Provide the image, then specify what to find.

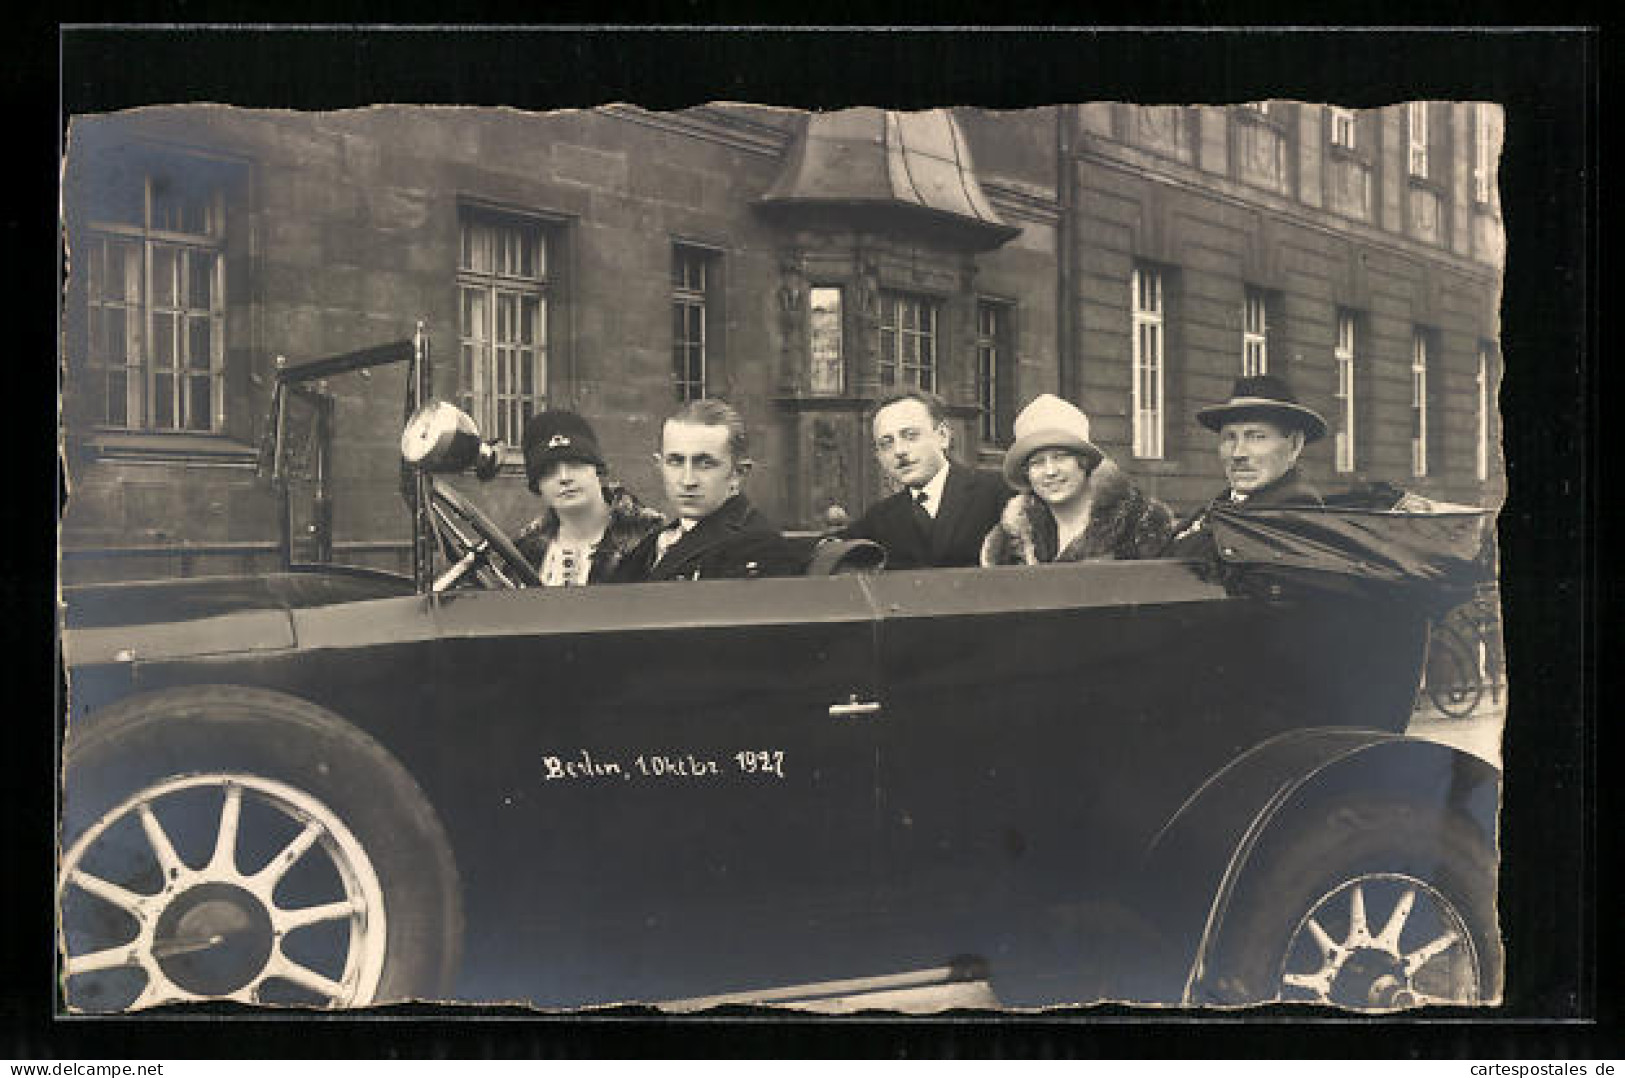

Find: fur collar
516;485;666;564
982;460;1173;566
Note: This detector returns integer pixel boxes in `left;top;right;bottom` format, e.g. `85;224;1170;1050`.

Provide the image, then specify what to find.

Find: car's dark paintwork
61;547;1494;1007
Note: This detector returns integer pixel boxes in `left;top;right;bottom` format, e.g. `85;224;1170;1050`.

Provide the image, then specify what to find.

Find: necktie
914;488;930;510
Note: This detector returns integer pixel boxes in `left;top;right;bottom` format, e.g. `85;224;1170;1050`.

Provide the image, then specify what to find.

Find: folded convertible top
1207;498;1494;608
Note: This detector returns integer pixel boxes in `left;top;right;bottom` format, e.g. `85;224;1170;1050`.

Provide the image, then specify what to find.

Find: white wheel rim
1278;872;1482;1010
59;773;389;1011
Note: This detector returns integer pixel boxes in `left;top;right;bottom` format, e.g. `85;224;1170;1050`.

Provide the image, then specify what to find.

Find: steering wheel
428;480;542;589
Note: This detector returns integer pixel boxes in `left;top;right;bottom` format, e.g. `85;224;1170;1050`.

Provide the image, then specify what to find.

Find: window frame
807;285;845;397
1411;329;1430;478
878;291;939;393
1334;310;1358;473
84;168;227;434
1408;101;1431;180
1130;265;1166;460
456;208;551;449
1242;287;1269;377
672;244;719;403
975;298;1015;446
1474;103;1497;205
1477;342;1494;483
1329;107;1358;151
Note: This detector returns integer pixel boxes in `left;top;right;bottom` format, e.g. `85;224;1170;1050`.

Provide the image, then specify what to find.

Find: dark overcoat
843;462;1008;570
1163;467;1324;560
606;494;804;582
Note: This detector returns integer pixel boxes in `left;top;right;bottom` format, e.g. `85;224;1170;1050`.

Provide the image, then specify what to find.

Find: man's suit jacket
843;462;1009;570
606;494;803;582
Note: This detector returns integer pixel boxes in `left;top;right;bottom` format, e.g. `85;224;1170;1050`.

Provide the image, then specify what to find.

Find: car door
423;574;885;1007
862;560;1249;998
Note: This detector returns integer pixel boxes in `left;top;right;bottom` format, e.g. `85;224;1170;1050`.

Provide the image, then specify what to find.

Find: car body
57;336;1502;1013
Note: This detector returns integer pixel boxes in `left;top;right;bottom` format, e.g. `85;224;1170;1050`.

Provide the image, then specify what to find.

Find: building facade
59;100;1504;583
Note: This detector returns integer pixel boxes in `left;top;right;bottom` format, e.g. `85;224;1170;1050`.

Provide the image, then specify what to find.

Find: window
1131;265;1165;459
458;211;549;447
1411;330;1430;477
1408;102;1430;179
808;286;844;396
672;245;718;402
1474;104;1498;204
1477;343;1494;482
1330;107;1358;150
975;300;1015;444
1334;311;1358;473
1242;288;1269;376
879;292;938;391
84;164;225;431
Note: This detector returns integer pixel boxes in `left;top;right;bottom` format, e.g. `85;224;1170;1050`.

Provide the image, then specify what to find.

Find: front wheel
1198;798;1500;1010
59;686;463;1012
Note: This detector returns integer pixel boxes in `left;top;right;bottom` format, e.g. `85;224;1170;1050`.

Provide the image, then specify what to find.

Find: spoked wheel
1277;873;1483;1008
60;774;388;1010
1198;797;1500;1010
59;686;463;1013
1424;625;1485;719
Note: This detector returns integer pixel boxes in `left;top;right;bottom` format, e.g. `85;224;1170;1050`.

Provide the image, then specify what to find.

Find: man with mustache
842;389;1008;570
1165;374;1326;559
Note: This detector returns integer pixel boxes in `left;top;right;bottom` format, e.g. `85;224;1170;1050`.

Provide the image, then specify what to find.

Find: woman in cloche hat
980;394;1175;566
514;410;665;586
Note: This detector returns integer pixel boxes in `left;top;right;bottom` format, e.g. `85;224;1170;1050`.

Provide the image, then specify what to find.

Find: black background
12;16;1606;1060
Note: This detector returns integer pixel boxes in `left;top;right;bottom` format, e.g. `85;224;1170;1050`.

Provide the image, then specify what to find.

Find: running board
659;958;998;1014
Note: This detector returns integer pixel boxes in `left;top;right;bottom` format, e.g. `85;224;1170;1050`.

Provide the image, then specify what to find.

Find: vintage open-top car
58;331;1501;1013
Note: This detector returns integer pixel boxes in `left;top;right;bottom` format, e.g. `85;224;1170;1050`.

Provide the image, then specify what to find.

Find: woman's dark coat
514;485;666;583
980;460;1176;566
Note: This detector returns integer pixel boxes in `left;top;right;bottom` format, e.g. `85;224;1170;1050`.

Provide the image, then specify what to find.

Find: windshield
258;336;423;582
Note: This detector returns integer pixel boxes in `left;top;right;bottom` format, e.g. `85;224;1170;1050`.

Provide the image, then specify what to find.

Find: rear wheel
1199;798;1500;1010
59;686;463;1012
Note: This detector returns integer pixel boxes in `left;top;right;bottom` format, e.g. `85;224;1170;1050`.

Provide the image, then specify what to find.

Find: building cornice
1073;144;1502;286
982;181;1061;227
603;104;791;159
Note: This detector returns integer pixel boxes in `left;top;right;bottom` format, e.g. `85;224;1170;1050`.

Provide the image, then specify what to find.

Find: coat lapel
928;465;968;557
652;496;747;578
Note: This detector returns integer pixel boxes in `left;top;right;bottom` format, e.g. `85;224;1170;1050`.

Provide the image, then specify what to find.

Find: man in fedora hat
1165;374;1326;558
841;388;1008;570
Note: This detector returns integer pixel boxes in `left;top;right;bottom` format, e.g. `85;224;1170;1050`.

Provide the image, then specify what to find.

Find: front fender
1128;729;1499;1004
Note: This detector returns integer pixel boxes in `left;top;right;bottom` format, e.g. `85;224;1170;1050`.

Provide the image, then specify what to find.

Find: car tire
1197;797;1500;1009
59;685;463;1011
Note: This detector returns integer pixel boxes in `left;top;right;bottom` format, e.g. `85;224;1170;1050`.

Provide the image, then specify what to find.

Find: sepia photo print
58;83;1512;1016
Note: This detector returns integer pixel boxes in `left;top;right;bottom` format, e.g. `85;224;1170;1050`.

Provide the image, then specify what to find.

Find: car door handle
829;696;882;719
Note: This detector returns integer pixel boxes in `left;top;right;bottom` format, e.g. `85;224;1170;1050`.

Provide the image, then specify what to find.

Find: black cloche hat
521;410;607;493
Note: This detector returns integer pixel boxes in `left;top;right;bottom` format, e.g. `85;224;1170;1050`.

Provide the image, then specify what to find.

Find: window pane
152;247;177;308
186;375;212;430
188;254;213;309
154;373;175;429
105;371;127;427
153;314;177;372
104;308;126;364
187;317;212;370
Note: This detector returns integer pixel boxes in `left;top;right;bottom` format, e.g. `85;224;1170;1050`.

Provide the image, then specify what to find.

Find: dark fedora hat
1195;374;1328;443
521;410;607;493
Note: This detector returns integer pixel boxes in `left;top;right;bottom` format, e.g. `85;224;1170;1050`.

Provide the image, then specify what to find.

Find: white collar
913;464;951;518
